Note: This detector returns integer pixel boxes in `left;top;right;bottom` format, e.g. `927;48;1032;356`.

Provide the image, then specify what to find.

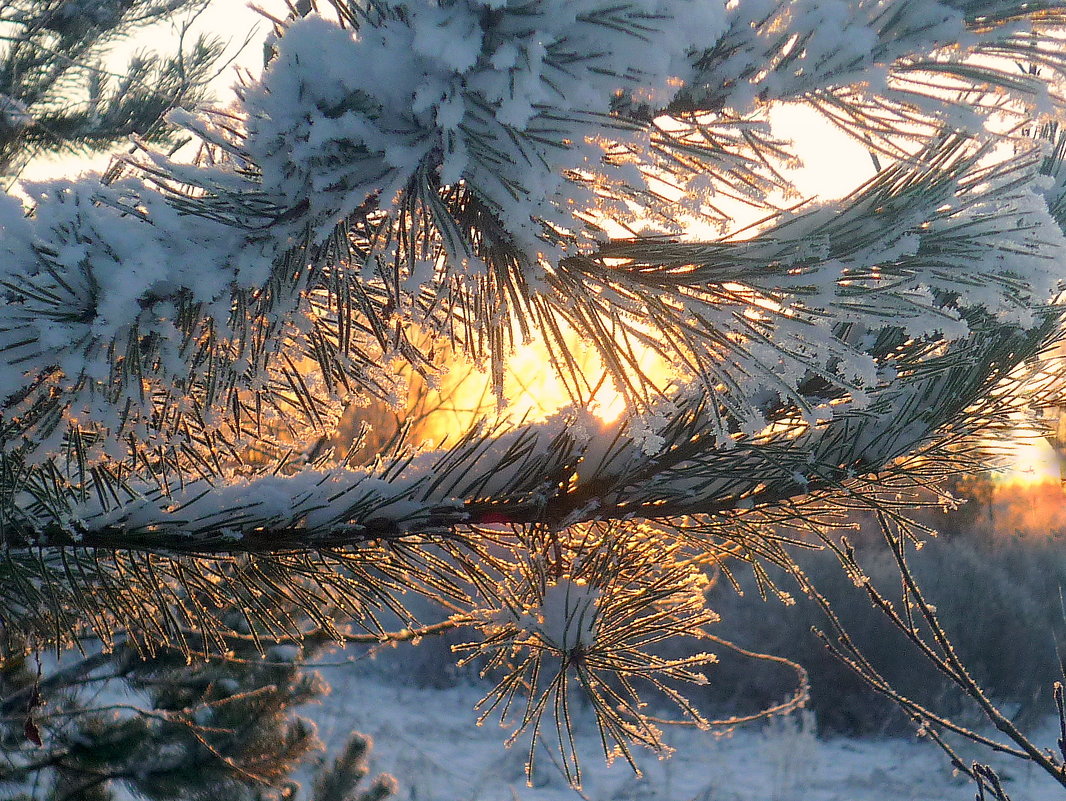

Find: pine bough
1;0;1065;785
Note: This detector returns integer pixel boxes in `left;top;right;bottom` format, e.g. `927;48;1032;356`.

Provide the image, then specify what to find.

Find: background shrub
695;530;1066;735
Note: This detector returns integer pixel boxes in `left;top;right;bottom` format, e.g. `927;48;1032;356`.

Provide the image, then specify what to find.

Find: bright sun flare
1002;429;1065;485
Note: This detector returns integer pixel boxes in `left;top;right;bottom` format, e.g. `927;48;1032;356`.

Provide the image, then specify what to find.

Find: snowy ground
302;661;1065;801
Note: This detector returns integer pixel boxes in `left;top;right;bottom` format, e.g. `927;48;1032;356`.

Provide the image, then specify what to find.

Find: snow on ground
304;659;1065;801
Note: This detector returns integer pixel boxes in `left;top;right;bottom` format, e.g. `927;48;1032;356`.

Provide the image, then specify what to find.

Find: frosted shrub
700;534;1066;735
761;711;819;801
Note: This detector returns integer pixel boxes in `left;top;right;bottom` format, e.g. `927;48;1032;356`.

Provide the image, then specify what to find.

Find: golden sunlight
1002;435;1062;485
395;335;674;452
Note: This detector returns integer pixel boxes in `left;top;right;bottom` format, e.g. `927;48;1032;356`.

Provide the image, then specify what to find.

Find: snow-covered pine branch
4;300;1051;554
679;1;1066;134
3;0;1064;462
2;0;1066;783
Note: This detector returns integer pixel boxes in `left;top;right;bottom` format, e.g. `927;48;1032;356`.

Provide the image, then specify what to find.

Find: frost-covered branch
679;0;1066;149
2;2;1066;778
1;1;1063;464
2;307;1047;555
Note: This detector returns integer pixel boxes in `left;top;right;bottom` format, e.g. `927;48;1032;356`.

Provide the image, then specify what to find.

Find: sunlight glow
505;339;636;425
1000;436;1062;485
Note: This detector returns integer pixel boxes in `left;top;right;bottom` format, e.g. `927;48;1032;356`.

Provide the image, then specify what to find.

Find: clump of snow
242;1;729;253
0;173;284;453
629;411;671;456
536;578;602;653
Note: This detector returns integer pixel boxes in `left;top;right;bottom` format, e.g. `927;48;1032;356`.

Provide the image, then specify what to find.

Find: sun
998;434;1063;486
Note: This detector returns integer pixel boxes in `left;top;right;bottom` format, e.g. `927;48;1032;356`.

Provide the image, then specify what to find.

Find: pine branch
0;0;230;176
0;312;1050;555
677;0;1066;150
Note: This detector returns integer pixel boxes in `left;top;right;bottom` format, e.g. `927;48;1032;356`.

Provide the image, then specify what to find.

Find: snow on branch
683;0;1066;149
1;311;1045;554
0;0;1062;529
243;2;728;253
